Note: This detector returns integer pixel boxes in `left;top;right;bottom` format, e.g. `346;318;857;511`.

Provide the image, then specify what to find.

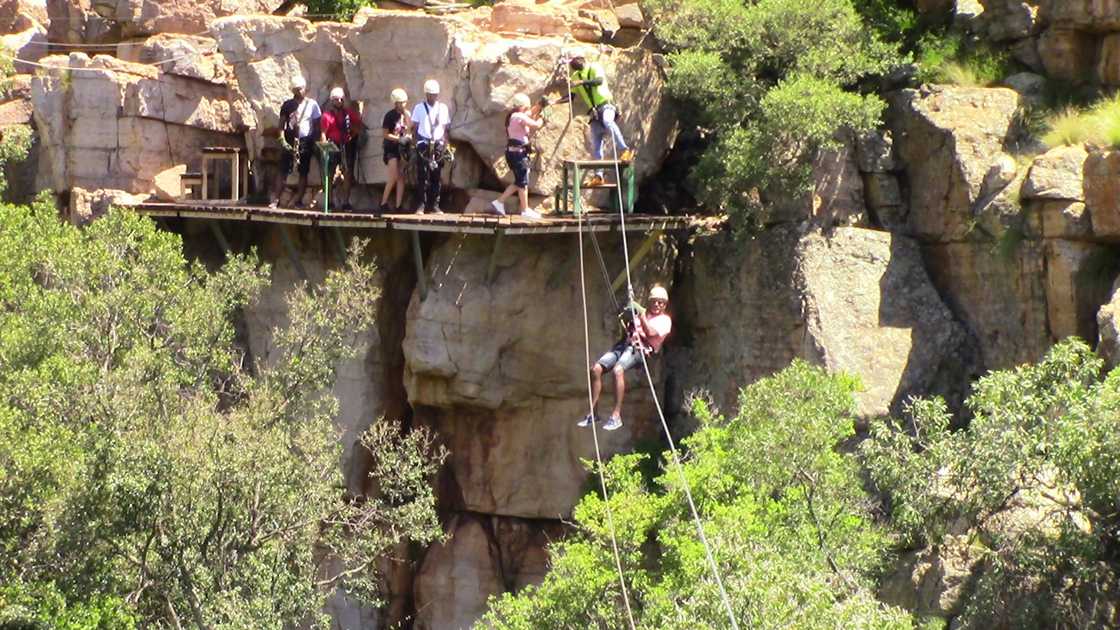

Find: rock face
32;54;245;195
34;11;676;209
46;0;282;43
1099;279;1120;370
889;86;1021;242
681;225;973;419
404;232;673;517
209;12;676;199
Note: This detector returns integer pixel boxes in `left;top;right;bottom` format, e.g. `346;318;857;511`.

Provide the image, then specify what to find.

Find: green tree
864;339;1120;628
0;201;444;627
482;362;911;629
642;0;901;224
0;53;32;199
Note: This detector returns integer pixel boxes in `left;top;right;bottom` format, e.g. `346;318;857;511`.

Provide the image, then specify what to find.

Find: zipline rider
559;54;635;186
580;285;672;431
411;79;451;214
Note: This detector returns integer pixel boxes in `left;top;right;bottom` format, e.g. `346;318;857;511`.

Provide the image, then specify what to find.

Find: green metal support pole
487;231;504;284
279;225;308;281
208;221;231;259
573;163;582;216
611;229;663;293
411;231;427;301
332;227;347;263
626;163;636;214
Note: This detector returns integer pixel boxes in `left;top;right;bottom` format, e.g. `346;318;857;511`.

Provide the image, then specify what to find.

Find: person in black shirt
270;75;321;209
380;88;411;213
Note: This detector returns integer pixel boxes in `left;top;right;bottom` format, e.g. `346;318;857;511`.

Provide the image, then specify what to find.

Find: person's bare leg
517;187;529;212
611;365;625;419
341;163;352;207
495;183;518;204
381;161;396;206
272;170;285;204
590;363;603;411
295;172;308;206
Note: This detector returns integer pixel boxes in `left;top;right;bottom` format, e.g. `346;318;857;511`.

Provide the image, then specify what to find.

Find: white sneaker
603;414;623;431
489;199;506;215
268;199;279;209
521;208;541;219
577;413;597;428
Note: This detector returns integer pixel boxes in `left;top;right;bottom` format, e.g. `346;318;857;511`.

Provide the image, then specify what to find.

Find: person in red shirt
580;285;673;431
320;87;364;211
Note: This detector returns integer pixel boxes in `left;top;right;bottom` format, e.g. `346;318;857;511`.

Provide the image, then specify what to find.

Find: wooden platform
130;202;693;236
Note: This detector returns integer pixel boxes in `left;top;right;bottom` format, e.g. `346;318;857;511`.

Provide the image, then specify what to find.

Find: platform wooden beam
611;229;663;294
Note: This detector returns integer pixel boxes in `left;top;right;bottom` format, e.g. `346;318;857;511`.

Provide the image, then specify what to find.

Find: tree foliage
864;339;1120;628
642;0;901;223
482;362;911;629
0;201;444;627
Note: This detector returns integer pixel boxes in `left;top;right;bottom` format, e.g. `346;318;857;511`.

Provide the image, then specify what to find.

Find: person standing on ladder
411;79;451;214
490;92;545;219
320;86;363;211
580;285;672;431
559;54;635;186
380;88;412;213
270;75;321;209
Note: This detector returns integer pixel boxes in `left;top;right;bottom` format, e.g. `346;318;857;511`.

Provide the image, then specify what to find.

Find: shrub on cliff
642;0;900;225
0;201;444;627
481;362;911;629
864;339;1120;628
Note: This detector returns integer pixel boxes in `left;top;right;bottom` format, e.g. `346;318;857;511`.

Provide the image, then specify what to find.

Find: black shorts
383;141;401;165
281;138;315;177
324;142;358;178
505;147;530;188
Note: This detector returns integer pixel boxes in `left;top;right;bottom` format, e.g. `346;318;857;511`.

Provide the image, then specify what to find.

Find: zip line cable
566;59;637;628
576;210;638;630
585;54;742;630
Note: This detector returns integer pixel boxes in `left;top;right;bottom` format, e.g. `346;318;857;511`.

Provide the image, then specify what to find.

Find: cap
391;88;408;103
330;86;345;99
290;75;306;90
423;79;440;95
648;286;668;301
512;93;531;109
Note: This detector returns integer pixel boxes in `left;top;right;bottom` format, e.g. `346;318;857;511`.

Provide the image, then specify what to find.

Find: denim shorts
505;146;530;188
597;340;642;372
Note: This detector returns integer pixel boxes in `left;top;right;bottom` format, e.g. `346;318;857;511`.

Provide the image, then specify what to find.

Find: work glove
628;300;646;317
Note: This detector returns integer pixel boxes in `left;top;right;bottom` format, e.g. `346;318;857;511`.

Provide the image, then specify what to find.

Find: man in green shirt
561;54;634;185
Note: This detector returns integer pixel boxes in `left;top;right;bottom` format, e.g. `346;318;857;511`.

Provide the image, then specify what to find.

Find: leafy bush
482;362;912;629
642;0;901;224
0;201;445;627
864;339;1120;628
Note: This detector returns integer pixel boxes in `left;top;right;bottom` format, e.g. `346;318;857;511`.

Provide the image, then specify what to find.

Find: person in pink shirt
580;285;673;431
320;86;364;211
490;93;544;219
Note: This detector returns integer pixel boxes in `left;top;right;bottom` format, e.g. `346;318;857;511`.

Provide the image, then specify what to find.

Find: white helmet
423;79;440;95
290;75;307;90
329;86;345;99
512;92;531;109
391;88;408;103
648;285;669;301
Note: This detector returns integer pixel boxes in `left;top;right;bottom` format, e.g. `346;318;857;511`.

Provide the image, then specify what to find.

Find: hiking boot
584;174;606;187
619;148;635;162
521;208;541;219
577;413;598;428
603;414;623;431
489;199;507;216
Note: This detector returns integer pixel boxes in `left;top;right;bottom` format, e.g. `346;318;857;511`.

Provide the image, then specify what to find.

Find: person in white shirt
580;285;673;431
270;75;322;208
410;79;451;214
